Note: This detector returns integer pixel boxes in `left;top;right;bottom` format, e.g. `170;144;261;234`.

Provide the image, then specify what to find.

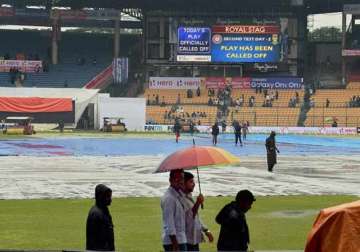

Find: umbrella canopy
156;146;240;173
305;200;360;252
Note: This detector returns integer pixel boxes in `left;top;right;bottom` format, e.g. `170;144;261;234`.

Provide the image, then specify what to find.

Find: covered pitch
0;133;359;199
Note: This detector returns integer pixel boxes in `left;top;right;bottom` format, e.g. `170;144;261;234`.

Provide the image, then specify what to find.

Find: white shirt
161;187;187;245
181;192;207;245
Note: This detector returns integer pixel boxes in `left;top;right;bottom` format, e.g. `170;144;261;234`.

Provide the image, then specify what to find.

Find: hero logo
212;34;223;44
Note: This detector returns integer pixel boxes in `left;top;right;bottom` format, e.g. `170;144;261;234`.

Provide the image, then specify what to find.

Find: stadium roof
0;0;359;14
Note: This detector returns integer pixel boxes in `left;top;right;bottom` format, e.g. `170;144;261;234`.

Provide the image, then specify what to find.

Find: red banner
0;60;42;73
0;97;72;113
231;77;251;89
342;49;360;57
212;25;280;34
205;77;227;88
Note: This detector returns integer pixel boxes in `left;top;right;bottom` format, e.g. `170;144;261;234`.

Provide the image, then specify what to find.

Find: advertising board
177;27;211;62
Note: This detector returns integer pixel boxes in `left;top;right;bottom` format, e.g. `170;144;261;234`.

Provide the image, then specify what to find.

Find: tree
309;27;342;42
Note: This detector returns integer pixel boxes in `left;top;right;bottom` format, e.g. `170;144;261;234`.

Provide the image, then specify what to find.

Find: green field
0;195;358;252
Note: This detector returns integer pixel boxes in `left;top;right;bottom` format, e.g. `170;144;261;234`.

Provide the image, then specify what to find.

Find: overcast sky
310;13;349;30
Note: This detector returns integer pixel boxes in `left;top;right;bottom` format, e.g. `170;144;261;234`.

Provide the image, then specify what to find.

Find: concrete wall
315;43;342;64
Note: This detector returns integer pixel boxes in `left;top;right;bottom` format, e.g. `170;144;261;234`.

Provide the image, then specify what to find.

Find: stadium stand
228;107;301;127
304;88;360;127
347;81;360;90
145;86;304;126
0;30;137;88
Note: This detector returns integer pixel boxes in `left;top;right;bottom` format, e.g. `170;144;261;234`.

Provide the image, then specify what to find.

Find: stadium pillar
159;17;165;59
114;19;120;58
51;19;60;65
341;12;347;86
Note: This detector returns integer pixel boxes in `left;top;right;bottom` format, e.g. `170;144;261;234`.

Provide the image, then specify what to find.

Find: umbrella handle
196;166;204;209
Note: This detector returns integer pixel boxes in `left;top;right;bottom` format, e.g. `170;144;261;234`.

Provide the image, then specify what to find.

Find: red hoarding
212;25;280;34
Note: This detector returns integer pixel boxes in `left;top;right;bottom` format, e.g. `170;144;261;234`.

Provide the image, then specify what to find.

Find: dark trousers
212;135;218;145
235;133;242;145
163;243;187;251
186;244;199;251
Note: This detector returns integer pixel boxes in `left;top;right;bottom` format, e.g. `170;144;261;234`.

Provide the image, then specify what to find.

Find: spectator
43;61;49;72
147;94;150;105
63;80;68;88
332;120;338;127
221;120;227;133
216;190;256;252
275;90;279;100
208;97;213;106
310;98;315;108
161;169;187;252
295;92;300;103
161;96;166;106
196;87;201;97
92;58;97;65
86;184;115;251
182;172;213;251
20;72;26;85
187;89;193;98
326;99;330;108
176;94;181;105
155;94;159;105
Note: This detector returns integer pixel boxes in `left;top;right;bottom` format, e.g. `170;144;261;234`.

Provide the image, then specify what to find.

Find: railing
84;64;113;89
306;106;360;127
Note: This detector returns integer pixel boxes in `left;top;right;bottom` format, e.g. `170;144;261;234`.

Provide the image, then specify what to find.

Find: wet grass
0;195;358;252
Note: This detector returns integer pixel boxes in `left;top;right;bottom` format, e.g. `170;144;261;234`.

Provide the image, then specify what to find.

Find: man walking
161;169;187;251
216;190;256;252
174;119;182;143
233;121;242;146
182;172;214;251
265;131;280;172
86;184;115;251
211;122;219;146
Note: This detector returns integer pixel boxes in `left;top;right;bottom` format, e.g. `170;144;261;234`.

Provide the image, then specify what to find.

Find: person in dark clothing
221;121;227;133
265;131;280;172
174;119;182;143
242;122;248;141
196;87;201;97
58;120;65;133
233;121;242;146
86;184;115;251
189;120;195;136
211;122;219;146
216;190;256;252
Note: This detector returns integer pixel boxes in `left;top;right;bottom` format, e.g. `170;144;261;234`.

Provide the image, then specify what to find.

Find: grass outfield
0;195;358;252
